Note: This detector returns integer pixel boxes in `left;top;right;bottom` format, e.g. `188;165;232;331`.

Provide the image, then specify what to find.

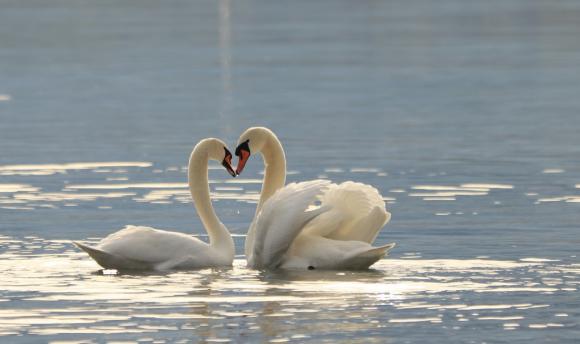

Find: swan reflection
0;237;576;340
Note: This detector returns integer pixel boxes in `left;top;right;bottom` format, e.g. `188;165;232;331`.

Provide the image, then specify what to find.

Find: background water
1;0;579;342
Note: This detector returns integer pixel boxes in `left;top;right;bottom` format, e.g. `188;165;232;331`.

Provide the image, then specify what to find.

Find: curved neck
188;145;234;254
257;133;287;213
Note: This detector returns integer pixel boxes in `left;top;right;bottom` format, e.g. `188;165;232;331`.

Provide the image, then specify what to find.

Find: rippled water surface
2;0;580;342
2;237;579;343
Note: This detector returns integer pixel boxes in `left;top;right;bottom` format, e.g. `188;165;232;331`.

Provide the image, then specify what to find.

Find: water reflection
0;236;577;341
0;162;268;210
409;183;513;201
2;161;579;212
0;162;151;176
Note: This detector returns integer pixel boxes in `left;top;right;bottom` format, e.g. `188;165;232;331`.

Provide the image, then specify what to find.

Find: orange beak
222;148;236;177
222;158;236;177
236;150;250;175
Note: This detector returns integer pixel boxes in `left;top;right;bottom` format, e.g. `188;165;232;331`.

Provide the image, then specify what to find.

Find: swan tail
341;243;396;270
73;241;151;270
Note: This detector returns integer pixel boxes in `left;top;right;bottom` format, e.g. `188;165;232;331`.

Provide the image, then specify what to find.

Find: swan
234;127;395;270
74;138;237;271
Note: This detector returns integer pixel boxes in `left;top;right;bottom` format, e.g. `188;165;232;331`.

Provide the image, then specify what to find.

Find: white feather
247;180;331;269
74;139;235;271
238;127;395;271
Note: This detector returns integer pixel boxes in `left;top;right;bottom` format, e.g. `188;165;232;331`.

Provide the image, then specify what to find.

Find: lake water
1;0;579;342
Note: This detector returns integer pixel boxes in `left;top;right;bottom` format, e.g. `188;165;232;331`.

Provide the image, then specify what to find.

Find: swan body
74;225;231;270
236;127;395;270
75;138;236;271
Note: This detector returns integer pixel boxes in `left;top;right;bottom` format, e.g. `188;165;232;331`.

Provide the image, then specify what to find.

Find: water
1;0;579;342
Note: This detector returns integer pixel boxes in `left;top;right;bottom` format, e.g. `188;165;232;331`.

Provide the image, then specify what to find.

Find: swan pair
75;127;395;271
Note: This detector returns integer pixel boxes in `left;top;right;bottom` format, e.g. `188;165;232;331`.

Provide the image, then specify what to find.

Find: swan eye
235;139;250;157
308;266;315;270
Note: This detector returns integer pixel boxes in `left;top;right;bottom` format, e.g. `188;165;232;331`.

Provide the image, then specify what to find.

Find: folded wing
247;180;331;269
303;181;390;243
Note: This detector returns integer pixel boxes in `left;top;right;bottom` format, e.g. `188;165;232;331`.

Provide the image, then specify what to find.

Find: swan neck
257;133;286;213
189;147;234;254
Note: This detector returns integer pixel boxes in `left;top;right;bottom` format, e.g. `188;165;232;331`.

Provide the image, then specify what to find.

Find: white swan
74;138;237;271
234;127;395;270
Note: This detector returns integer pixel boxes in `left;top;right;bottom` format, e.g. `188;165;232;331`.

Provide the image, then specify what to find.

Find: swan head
200;138;236;177
234;127;275;175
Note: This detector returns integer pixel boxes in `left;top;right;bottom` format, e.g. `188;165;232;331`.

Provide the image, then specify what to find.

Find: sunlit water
2;0;580;342
2;237;579;343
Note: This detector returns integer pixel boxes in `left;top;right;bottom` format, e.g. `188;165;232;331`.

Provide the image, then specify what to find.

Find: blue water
1;0;579;342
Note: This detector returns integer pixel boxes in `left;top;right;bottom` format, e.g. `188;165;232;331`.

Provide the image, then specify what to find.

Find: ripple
536;196;580;203
65;183;188;190
542;169;565;174
389;317;441;323
409;183;513;201
0;237;578;342
460;183;514;190
324;168;344;173
13;192;136;202
0;184;39;193
349;168;380;173
0;162;152;176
